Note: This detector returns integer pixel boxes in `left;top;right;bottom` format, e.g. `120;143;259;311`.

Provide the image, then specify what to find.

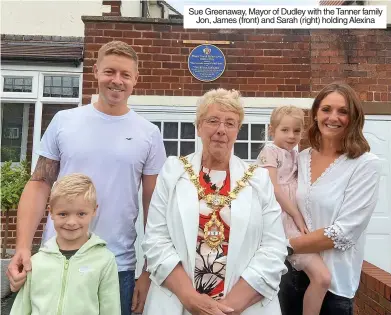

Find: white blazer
142;152;287;315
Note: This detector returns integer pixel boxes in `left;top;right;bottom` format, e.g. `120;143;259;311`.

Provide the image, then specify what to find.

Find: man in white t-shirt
7;41;166;315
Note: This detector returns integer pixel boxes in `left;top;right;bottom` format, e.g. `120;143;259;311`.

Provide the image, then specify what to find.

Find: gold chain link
179;156;258;209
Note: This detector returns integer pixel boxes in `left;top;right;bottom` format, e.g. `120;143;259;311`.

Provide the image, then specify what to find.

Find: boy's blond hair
49;173;97;208
97;41;138;67
269;105;305;132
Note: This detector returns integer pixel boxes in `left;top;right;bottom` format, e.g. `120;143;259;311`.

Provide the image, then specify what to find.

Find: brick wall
354;261;391;315
310;29;391;103
102;0;121;17
1;210;47;250
81;17;390;108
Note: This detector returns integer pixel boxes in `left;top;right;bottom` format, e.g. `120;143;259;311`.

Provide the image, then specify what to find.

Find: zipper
56;258;69;315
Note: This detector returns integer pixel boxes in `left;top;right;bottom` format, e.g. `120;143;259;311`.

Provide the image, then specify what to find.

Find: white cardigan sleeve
241;168;288;306
142;157;182;291
324;155;381;250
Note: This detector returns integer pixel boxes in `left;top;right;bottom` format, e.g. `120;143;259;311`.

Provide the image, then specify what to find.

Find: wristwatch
287;239;294;256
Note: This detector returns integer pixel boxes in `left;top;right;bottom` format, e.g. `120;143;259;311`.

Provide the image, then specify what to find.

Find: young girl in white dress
257;106;331;315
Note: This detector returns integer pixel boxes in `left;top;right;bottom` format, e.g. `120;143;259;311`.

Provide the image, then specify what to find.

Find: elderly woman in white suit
142;89;287;315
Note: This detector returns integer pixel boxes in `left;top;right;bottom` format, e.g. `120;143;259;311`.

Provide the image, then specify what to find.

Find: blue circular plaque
188;44;226;82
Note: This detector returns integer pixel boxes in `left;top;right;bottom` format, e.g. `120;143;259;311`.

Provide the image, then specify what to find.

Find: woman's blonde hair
49;173;97;208
269;106;305;134
195;89;244;127
97;41;138;67
308;82;370;159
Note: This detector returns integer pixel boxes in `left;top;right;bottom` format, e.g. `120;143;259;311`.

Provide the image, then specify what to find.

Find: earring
314;117;317;121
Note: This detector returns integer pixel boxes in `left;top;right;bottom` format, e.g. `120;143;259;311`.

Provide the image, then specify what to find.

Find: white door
363;117;391;273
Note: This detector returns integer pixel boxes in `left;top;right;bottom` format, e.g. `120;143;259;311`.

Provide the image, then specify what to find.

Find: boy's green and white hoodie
10;233;121;315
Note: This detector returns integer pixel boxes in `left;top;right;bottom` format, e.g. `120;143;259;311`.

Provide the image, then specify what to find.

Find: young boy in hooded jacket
10;173;120;315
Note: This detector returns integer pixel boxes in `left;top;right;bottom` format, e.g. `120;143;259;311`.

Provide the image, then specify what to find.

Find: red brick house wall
354;261;391;315
81;17;390;111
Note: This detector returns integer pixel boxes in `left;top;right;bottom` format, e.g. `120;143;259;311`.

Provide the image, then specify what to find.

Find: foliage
1;160;30;211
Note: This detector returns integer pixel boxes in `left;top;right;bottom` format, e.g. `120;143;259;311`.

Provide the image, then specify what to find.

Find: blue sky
166;0;321;15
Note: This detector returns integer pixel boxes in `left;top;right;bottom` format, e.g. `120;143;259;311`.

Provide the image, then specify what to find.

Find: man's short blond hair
49;173;97;208
97;41;138;67
195;89;244;128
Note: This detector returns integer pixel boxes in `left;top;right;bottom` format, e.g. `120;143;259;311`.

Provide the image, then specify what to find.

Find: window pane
73;77;79;87
24;78;32;86
43;87;51;97
52;87;61;97
234;143;248;159
2;77;33;93
52;77;61;87
63;87;73;96
237;124;248;140
3;85;12;92
72;87;79;98
251;124;266;141
152;121;161;131
23;85;32;92
251;143;264;160
13;85;23;92
42;76;79;98
181;123;195;139
163;122;178;139
1;103;24;162
164;141;177;156
14;78;23;86
63;77;72;87
44;76;52;86
180;141;195;156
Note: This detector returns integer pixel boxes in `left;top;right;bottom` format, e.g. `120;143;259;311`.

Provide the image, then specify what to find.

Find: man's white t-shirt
38;104;166;271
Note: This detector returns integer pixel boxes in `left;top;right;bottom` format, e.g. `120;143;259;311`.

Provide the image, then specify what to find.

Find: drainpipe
141;0;148;17
157;1;165;18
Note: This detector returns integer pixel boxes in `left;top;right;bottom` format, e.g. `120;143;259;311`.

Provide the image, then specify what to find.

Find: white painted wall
0;0;181;37
0;0;140;37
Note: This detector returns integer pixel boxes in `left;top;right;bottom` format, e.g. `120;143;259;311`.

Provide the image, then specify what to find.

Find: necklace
201;167;227;193
179;156;258;249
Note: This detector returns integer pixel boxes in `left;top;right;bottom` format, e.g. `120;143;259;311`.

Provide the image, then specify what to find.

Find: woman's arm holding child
265;166;309;234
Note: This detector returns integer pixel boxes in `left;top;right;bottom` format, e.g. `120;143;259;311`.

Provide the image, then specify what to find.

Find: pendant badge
204;210;225;249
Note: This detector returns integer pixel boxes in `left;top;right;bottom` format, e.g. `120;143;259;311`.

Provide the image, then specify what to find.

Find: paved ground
2;293;140;314
1;292;16;314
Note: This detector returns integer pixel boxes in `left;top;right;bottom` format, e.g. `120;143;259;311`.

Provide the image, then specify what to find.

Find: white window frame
1;65;83;171
0;103;30;164
40;72;82;104
1;70;39;99
235;121;272;162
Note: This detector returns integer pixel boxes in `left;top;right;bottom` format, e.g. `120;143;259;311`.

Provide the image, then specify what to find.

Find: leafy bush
1;160;30;257
1;160;30;211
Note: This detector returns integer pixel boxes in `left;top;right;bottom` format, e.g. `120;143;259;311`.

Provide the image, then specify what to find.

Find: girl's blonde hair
269;106;305;133
49;173;97;208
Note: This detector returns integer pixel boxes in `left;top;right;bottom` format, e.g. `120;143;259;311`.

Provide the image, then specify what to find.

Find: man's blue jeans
118;270;135;315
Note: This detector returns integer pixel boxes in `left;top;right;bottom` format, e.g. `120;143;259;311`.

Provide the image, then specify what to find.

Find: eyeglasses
204;117;239;129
